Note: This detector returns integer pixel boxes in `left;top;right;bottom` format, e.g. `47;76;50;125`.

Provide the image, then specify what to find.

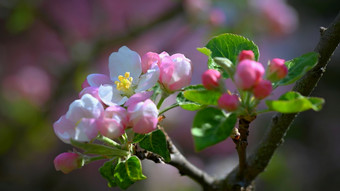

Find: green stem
84;156;107;164
159;103;179;115
157;91;169;109
96;135;121;148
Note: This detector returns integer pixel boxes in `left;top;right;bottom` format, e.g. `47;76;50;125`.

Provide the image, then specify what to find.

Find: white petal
108;46;142;82
98;84;129;106
135;64;159;92
66;94;104;123
87;73;113;87
53;115;75;144
74;118;98;142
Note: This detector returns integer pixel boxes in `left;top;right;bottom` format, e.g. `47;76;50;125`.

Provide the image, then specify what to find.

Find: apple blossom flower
218;93;240;112
202;69;221;90
54;152;83;174
97;105;127;139
253;79;272;99
234;59;264;90
127;99;158;134
98;46;160;106
53;94;103;143
238;50;255;62
266;58;288;82
158;52;192;92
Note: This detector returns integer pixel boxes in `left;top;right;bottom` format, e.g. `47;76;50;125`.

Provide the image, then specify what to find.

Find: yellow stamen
115;72;133;95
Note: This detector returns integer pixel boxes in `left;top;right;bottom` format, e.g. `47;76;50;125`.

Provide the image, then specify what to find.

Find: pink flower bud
253;80;272;99
54;152;83;174
234;60;264;90
266;58;288;82
218;93;239;111
127;99;158;134
159;53;192;92
202;69;221;90
97;106;127;139
238;50;255;62
141;52;160;73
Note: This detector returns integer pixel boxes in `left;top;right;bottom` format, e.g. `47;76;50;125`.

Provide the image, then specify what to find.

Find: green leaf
113;156;146;190
266;91;324;113
125;156;147;181
139;130;171;162
274;52;319;87
132;133;146;143
199;33;259;78
99;160;118;187
192;107;237;151
183;89;221;106
176;85;206;111
70;140;129;156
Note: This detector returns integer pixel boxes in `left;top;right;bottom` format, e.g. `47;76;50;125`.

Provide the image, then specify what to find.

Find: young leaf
125;156;147;181
70;140;129;157
213;57;235;78
132;133;146;143
192;107;237;151
266;91;324;113
198;34;259;78
99;160;118;187
176;85;206;111
274;52;319;87
139;129;171;162
183;89;221;106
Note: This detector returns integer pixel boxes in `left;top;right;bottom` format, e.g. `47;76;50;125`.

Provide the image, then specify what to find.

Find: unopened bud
54;152;83;174
218;93;239;112
253;80;272;99
266;58;288;82
202;69;221;90
141;52;160;73
238;50;255;62
234;59;264;90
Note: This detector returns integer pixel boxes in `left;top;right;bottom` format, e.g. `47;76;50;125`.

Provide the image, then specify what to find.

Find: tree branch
223;11;340;190
161;127;219;190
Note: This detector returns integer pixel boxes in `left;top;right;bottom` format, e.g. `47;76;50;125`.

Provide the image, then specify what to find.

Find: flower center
115;72;134;95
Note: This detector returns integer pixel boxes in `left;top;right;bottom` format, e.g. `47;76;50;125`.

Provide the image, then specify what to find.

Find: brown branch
232;116;256;181
223;11;340;190
160;126;219;191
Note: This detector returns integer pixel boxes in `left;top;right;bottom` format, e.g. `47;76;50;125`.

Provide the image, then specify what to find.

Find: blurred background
0;0;339;190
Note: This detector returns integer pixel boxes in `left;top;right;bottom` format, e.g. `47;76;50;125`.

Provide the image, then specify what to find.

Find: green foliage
114;156;146;190
183;88;221;106
70;140;129;156
192;107;237;151
139;130;171;162
99;160;118;187
266;91;324;113
274;52;319;87
176;85;206;111
198;33;259;78
132;133;146;143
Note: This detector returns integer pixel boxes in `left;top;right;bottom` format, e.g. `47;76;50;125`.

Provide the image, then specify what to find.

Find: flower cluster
202;50;288;113
53;46;192;173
